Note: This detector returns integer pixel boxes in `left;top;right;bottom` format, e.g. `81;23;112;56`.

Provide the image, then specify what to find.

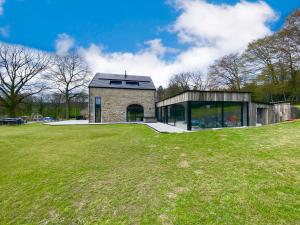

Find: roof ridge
96;72;150;78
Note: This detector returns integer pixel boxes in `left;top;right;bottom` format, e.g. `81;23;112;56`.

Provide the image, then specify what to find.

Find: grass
0;122;299;225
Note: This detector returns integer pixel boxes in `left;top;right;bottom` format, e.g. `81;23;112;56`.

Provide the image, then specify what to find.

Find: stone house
88;73;156;123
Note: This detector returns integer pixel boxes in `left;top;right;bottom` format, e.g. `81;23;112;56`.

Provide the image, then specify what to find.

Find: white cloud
144;39;179;57
171;0;276;52
78;0;277;87
55;33;75;55
78;44;173;86
0;0;5;15
0;1;8;38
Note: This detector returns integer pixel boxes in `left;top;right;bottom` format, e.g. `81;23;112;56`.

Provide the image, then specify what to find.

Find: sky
0;0;299;86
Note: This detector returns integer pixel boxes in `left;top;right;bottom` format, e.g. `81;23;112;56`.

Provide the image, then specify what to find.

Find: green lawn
0;122;299;225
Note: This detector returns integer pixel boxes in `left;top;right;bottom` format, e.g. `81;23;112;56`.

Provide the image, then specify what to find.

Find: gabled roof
88;73;156;90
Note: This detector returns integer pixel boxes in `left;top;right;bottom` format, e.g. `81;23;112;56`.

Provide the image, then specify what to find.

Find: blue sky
0;0;299;85
0;0;298;52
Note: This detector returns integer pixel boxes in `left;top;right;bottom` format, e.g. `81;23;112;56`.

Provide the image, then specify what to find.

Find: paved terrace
44;120;187;133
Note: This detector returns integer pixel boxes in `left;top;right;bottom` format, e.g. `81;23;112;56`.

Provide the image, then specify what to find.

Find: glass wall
191;102;222;130
167;106;175;126
158;101;248;130
162;107;167;123
223;102;242;127
172;103;187;129
242;103;248;126
157;107;162;122
157;103;188;129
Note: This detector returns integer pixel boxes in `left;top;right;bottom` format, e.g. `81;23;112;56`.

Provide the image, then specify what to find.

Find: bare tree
49;53;90;119
169;71;209;91
190;71;209;90
169;72;191;91
0;44;50;117
284;9;300;47
243;36;279;84
276;9;300;100
208;53;247;91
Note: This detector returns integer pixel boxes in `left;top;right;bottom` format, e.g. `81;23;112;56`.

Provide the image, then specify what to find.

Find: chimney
125;70;127;79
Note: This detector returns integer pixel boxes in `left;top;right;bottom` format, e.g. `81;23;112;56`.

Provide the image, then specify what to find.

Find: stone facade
89;87;156;123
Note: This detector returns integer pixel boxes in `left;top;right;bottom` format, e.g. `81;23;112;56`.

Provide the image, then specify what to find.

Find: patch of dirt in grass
194;169;204;175
159;214;173;225
48;209;59;221
178;152;190;168
148;144;157;148
174;187;188;194
178;159;189;168
74;200;86;211
167;187;189;199
167;192;177;199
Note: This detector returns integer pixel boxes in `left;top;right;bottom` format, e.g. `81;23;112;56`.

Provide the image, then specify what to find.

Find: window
223;102;242;127
161;101;248;130
126;81;139;86
174;104;187;129
166;104;187;129
167;106;175;126
110;80;122;85
95;97;101;123
191;102;222;130
127;104;144;122
157;107;162;122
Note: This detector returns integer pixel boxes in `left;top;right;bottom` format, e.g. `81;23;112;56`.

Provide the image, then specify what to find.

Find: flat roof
157;90;252;107
253;101;291;105
157;90;252;102
88;73;156;90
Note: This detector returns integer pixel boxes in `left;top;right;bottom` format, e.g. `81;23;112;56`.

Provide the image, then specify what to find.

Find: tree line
0;45;90;119
157;10;300;103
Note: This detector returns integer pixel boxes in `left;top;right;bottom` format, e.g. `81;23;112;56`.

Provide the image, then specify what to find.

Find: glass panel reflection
191;102;222;130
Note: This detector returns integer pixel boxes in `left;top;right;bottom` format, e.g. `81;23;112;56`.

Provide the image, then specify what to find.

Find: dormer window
110;80;122;85
126;81;139;86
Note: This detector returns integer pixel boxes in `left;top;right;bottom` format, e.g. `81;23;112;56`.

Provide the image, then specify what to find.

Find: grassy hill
0;122;299;224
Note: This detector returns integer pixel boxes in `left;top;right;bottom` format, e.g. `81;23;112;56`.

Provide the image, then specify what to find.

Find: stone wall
89;88;156;123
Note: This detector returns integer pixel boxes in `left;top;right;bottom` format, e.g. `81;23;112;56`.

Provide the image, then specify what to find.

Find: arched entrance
127;104;144;122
